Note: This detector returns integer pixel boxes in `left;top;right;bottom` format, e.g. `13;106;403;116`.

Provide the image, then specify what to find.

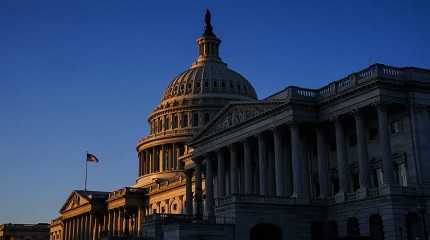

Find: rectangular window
172;114;178;129
193;112;199;127
204;113;210;124
182;114;188;128
368;128;378;140
390;120;402;134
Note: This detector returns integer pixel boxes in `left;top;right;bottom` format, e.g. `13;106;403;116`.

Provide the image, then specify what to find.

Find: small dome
161;62;257;102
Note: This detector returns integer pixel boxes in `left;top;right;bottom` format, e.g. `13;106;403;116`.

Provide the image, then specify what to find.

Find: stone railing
143;213;235;225
138;128;199;143
216;194;311;206
266;64;430;102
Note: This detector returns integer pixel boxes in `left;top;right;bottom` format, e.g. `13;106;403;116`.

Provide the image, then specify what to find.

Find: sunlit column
172;143;177;170
159;145;164;172
151;148;155;173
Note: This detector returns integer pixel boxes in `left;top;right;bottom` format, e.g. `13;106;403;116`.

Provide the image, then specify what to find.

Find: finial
203;9;215;37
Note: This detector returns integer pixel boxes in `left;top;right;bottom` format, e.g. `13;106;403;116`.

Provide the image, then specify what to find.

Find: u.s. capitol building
50;11;430;240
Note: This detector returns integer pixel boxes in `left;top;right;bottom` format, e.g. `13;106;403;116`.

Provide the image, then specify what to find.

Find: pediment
194;101;283;141
60;191;91;213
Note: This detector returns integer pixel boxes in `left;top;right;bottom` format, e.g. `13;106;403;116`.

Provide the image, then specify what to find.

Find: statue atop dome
203;9;216;37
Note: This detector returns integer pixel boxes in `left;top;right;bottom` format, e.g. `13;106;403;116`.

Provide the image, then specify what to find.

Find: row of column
185;104;395;218
63;207;145;240
105;207;137;237
63;213;95;240
139;143;184;176
150;111;211;135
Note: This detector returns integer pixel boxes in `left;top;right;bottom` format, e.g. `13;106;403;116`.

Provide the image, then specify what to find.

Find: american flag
86;153;99;163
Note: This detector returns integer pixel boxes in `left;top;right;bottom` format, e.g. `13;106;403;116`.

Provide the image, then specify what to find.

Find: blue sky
0;0;429;223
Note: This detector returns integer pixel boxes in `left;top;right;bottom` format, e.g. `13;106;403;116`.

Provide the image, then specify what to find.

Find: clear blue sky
1;0;429;224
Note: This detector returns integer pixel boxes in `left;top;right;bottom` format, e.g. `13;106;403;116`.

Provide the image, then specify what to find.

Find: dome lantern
192;9;223;67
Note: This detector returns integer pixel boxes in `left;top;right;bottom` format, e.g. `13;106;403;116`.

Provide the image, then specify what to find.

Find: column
273;127;287;197
185;170;194;216
194;160;203;219
71;218;75;240
243;139;253;194
229;144;238;194
169;144;174;170
159;145;164;171
146;149;150;174
316;127;329;198
205;156;215;218
119;209;124;235
355;111;370;191
141;150;146;175
335;118;347;195
83;214;88;240
377;104;394;185
64;219;69;240
112;210;117;236
217;149;226;197
108;210;112;236
138;152;142;176
172;143;177;170
291;124;304;198
123;209;129;235
79;215;83;240
258;133;268;196
151;148;155;173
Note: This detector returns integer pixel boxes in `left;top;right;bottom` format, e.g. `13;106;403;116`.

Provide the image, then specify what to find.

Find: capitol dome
161;59;257;103
135;10;257;187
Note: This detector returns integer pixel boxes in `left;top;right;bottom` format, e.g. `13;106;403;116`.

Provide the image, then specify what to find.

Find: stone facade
51;10;430;240
0;223;49;240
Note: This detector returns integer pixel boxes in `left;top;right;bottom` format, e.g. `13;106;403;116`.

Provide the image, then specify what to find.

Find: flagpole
85;151;88;191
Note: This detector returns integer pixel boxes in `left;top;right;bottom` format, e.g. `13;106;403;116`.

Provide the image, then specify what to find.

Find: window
349;133;357;146
182;114;188;128
173;204;177;211
172;114;178;129
204;113;210;124
164;115;169;130
158;118;162;132
193;112;199;127
390;120;402;134
368;128;378;140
